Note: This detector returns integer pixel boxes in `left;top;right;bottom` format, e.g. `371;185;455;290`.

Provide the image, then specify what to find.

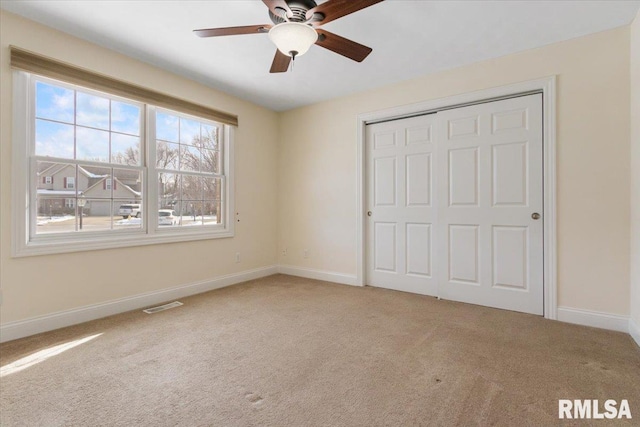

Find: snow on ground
37;215;74;226
115;218;142;226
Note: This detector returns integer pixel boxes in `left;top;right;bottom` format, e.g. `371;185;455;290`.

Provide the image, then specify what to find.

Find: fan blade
262;0;292;19
193;25;271;38
315;30;373;62
270;50;291;73
306;0;384;25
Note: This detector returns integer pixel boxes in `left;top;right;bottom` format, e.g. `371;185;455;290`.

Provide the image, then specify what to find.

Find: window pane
36;119;74;158
113;168;142;200
36;82;74;123
203;200;221;225
201;124;218;151
111;101;140;135
157;208;179;227
203;177;221;201
114;200;143;230
180;118;200;146
156;112;179;142
76;127;109;162
78;165;111;199
181;175;202;201
36;197;76;234
201;149;219;174
181;146;200;172
182;201;203;226
37;161;57;187
78;199;112;232
158;173;180;208
112;133;140;165
156;141;179;170
76;92;109;130
36;161;77;196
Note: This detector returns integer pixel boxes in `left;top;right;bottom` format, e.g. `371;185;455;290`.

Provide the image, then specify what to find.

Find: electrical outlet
282;248;287;257
235;252;241;263
303;249;309;259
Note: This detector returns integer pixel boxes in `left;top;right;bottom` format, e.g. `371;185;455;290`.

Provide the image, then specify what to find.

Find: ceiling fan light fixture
268;22;318;58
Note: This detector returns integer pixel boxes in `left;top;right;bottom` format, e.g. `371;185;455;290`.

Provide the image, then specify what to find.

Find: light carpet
1;274;639;426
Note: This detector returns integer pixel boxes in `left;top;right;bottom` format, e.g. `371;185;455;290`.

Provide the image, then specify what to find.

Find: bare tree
112;147;140;166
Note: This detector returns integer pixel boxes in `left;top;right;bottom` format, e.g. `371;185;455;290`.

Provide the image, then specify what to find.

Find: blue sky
35;81;219;167
35;81;141;163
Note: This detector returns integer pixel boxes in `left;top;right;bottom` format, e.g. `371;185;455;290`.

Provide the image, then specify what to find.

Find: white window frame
65;176;75;189
150;107;226;232
65;198;76;208
105;178;112;190
12;71;235;257
44;176;52;184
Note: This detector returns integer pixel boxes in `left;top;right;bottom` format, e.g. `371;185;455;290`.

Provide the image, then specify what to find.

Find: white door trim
356;76;557;320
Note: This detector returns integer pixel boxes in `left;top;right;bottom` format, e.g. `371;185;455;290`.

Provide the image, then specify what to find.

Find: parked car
118;204;142;218
158;209;178;226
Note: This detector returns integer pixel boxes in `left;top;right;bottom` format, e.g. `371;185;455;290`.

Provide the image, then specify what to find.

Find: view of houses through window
33;79;224;235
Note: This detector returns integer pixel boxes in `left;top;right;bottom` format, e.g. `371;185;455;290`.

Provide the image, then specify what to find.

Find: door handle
367;211;372;217
531;212;541;220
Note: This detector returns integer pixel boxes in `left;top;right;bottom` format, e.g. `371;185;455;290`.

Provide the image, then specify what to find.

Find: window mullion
146;105;158;234
27;76;37;241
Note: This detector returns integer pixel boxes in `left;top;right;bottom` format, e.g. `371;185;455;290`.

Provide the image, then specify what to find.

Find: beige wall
278;27;631;316
631;9;640;329
1;10;635;329
0;11;279;324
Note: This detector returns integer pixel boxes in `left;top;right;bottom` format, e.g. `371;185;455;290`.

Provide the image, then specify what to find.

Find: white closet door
365;114;438;295
436;94;543;315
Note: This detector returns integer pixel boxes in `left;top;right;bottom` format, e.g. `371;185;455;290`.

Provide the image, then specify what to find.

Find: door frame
356;76;558;320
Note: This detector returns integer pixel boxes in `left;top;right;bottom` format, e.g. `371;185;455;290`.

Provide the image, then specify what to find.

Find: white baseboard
3;268;637;344
278;265;360;287
630;317;640;348
0;265;278;343
557;306;629;333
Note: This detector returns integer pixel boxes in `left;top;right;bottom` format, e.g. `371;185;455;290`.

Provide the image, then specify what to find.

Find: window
155;110;223;228
64;177;75;189
13;72;234;256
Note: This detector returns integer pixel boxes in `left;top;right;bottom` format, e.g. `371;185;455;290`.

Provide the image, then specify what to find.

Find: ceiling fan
194;0;385;73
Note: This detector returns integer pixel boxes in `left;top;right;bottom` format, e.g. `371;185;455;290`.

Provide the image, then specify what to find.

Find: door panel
437;94;543;315
492;142;528;206
406;153;431;206
366;115;437;295
374;157;396;206
374;222;397;272
492;226;528;290
448;148;479;206
406;223;431;277
448;224;479;284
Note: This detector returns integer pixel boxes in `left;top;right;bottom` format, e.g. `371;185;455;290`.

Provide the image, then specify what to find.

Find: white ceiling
2;0;639;111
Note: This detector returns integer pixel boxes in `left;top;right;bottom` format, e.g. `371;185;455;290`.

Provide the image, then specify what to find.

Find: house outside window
12;71;235;256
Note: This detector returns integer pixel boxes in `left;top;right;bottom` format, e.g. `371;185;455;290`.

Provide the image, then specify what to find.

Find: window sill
13;228;234;257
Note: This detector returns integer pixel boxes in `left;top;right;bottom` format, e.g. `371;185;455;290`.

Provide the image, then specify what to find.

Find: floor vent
143;301;183;314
